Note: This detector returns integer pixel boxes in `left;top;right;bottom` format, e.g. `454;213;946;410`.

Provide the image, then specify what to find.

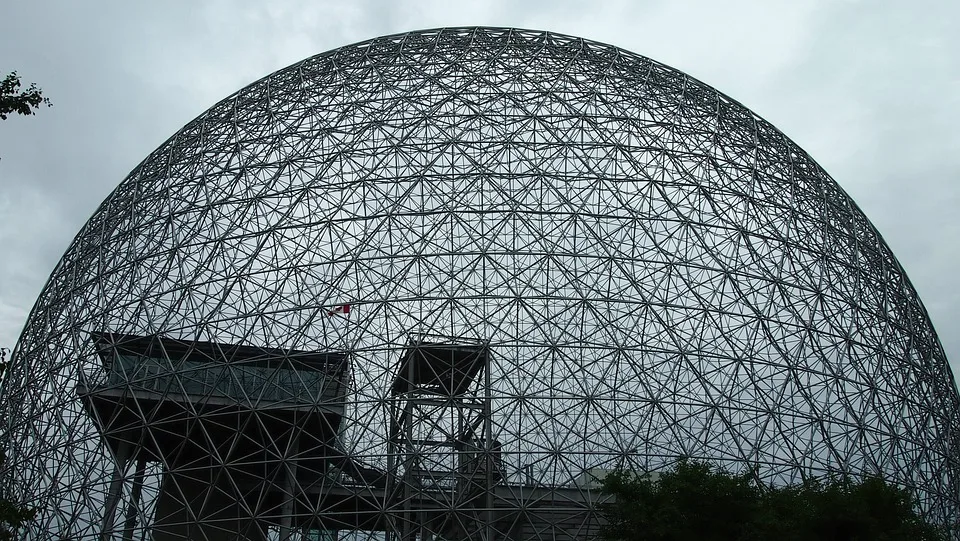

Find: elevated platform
78;333;350;461
391;338;488;396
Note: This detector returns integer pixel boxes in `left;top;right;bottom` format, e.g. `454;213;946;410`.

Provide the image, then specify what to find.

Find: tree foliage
598;459;947;541
0;350;36;541
0;348;9;381
0;453;34;541
0;71;50;120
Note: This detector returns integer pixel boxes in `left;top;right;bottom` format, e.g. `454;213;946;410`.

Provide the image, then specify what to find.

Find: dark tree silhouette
0;71;50;120
0;350;36;541
599;459;947;541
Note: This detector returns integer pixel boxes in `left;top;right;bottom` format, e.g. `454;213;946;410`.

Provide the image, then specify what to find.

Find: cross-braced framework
1;26;959;541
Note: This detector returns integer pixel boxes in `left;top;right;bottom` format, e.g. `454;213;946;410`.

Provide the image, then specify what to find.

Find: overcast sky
1;1;958;373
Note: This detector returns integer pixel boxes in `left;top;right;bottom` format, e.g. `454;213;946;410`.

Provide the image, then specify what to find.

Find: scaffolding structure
386;336;498;540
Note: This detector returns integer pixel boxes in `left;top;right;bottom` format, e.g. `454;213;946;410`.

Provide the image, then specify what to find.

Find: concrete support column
402;357;416;541
385;398;398;541
484;351;494;541
121;455;147;541
279;434;300;541
100;441;131;541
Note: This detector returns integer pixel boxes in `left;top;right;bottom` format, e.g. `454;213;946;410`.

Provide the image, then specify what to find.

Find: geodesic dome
2;26;959;541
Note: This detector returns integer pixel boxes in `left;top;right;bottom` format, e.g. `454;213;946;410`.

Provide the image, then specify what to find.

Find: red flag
327;304;350;317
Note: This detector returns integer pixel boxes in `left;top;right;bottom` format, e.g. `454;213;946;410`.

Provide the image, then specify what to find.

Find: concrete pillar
100;441;131;541
484;350;494;541
121;455;147;541
279;434;300;541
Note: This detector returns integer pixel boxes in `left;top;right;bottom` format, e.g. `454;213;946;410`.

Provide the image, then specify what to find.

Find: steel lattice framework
2;26;959;541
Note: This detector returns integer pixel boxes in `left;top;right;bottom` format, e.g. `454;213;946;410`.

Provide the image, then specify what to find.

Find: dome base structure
1;26;959;540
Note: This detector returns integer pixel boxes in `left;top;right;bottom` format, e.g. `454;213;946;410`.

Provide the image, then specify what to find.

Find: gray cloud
2;0;958;373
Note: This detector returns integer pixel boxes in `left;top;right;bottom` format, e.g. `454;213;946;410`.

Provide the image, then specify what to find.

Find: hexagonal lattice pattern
2;26;959;540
